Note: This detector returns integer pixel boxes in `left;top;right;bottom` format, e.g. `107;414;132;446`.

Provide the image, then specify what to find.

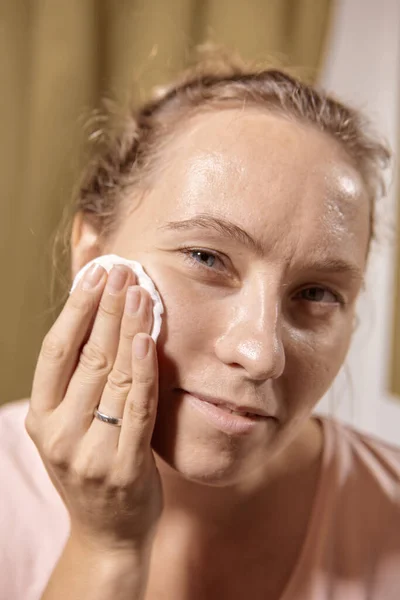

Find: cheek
154;276;223;389
283;321;353;415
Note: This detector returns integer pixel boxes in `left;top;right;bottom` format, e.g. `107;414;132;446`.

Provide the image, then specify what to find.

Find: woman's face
100;108;369;485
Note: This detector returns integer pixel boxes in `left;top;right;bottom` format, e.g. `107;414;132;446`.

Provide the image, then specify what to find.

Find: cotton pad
69;254;164;343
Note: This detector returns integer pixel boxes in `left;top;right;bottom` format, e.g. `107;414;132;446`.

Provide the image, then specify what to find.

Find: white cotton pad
69;254;164;343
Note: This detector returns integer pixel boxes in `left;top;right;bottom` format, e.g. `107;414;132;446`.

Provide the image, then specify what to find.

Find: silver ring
93;408;123;427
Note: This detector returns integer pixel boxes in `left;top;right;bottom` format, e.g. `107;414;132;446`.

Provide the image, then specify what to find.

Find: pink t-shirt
0;399;399;600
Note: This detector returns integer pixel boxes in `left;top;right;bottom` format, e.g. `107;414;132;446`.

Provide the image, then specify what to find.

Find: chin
150;422;273;488
152;443;246;487
150;422;249;487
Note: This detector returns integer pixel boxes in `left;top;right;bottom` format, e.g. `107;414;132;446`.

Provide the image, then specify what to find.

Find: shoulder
297;417;400;595
0;400;69;600
0;397;67;505
0;396;70;516
0;398;34;472
0;398;42;477
323;415;400;497
0;397;30;440
318;416;400;555
285;418;400;598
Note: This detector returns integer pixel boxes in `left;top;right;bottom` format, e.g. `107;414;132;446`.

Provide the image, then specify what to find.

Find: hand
26;263;163;552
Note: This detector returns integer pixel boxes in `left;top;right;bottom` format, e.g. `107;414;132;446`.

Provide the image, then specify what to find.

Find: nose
214;282;285;381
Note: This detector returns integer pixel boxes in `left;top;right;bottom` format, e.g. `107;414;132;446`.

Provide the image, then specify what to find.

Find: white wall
314;0;400;445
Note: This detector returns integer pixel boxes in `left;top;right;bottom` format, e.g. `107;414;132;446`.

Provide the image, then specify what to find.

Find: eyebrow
159;214;265;255
158;214;365;285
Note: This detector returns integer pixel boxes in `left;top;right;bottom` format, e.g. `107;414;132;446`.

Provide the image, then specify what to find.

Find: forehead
128;108;369;262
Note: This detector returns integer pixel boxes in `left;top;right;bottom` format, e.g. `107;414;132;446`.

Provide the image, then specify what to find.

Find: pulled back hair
53;47;391;296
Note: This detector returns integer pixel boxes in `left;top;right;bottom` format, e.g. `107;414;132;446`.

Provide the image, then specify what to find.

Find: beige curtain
0;0;333;405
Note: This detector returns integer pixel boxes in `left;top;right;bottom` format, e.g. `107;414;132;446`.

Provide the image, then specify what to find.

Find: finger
30;264;107;413
85;285;154;448
110;286;154;389
117;333;159;467
60;265;136;422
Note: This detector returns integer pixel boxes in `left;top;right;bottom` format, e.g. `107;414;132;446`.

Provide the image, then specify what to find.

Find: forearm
41;534;152;600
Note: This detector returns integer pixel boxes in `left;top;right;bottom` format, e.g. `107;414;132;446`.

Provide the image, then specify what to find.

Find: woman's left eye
181;249;226;272
297;287;340;304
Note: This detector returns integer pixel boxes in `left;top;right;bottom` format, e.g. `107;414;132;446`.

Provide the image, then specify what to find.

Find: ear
70;212;103;280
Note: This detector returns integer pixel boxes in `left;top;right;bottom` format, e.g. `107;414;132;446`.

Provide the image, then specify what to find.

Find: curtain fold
0;0;333;404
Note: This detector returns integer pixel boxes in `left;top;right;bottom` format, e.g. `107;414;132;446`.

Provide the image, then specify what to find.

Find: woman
1;53;399;600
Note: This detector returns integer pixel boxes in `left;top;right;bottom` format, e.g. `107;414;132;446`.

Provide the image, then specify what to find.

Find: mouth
178;390;272;436
183;391;269;418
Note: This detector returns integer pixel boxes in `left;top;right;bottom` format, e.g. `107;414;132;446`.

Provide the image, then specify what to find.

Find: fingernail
81;264;104;290
133;334;149;359
126;287;141;314
107;266;129;294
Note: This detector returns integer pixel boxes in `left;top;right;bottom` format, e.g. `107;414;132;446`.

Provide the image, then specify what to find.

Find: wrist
68;527;154;564
43;532;153;600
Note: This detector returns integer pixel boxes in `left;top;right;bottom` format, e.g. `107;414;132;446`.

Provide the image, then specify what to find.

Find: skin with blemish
72;108;370;598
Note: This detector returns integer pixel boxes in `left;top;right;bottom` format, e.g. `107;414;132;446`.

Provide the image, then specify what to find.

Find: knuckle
24;409;38;439
108;467;137;489
72;455;109;482
41;331;69;362
69;292;97;316
72;464;105;483
79;341;112;374
127;398;152;425
119;322;136;341
97;302;121;319
42;434;71;468
132;366;154;387
123;309;151;337
107;369;132;394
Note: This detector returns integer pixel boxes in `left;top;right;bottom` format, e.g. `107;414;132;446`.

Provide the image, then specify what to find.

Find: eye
296;286;342;304
180;248;226;272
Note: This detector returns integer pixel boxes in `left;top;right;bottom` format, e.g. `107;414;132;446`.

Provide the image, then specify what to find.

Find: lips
183;391;269;419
